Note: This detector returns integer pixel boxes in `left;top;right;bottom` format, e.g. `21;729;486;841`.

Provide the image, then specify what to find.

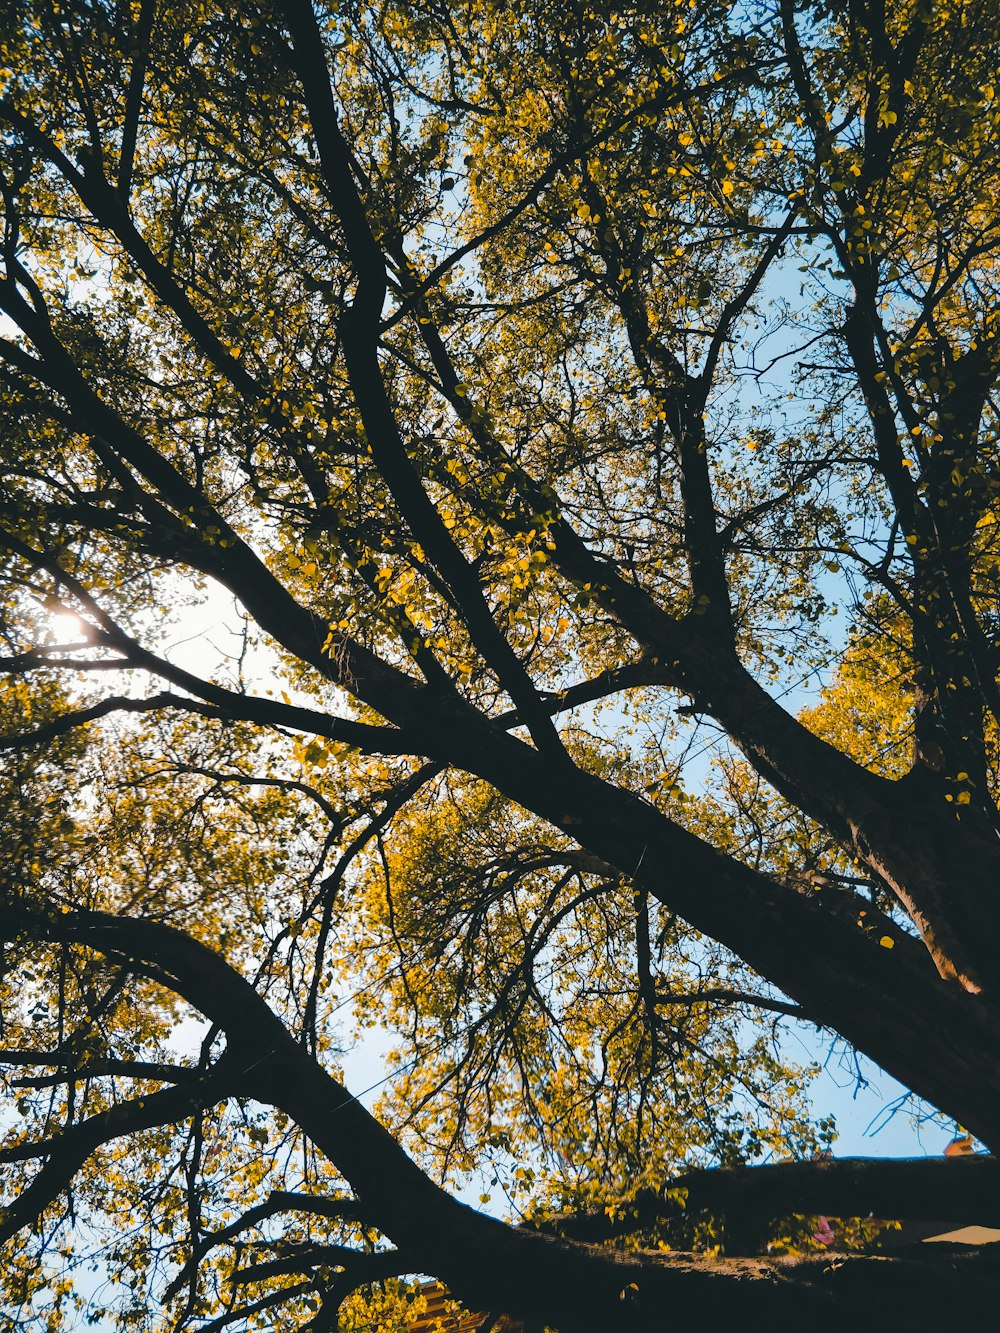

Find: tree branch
162;1190;369;1303
538;1155;1000;1242
0;1070;232;1243
3;898;994;1329
229;1244;406;1286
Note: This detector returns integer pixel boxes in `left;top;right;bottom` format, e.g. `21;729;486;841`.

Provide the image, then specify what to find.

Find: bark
3;4;1000;1325
3;900;999;1333
543;1156;1000;1241
437;731;1000;1151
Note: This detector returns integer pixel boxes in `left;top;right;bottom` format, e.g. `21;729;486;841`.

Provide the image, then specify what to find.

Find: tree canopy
2;0;1000;1327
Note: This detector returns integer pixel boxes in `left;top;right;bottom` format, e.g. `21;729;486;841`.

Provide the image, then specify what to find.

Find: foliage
2;0;1000;1328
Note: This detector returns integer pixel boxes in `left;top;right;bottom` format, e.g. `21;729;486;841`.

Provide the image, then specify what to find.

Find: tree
2;0;1000;1325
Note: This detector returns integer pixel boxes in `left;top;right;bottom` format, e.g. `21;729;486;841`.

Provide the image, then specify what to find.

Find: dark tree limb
4;1055;200;1088
0;1068;234;1243
538;1155;1000;1242
4;899;999;1331
162;1192;370;1302
190;1282;313;1333
655;987;805;1019
229;1244;407;1286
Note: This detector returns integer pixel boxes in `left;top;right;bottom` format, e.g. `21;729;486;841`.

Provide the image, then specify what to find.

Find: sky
130;553;966;1176
10;245;970;1333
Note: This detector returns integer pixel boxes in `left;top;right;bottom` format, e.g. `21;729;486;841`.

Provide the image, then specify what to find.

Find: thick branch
162;1193;368;1303
540;1155;1000;1242
4;900;998;1330
0;1071;231;1243
276;0;566;762
229;1244;406;1286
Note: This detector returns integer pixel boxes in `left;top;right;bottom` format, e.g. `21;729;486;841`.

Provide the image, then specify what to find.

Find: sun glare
47;609;87;643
